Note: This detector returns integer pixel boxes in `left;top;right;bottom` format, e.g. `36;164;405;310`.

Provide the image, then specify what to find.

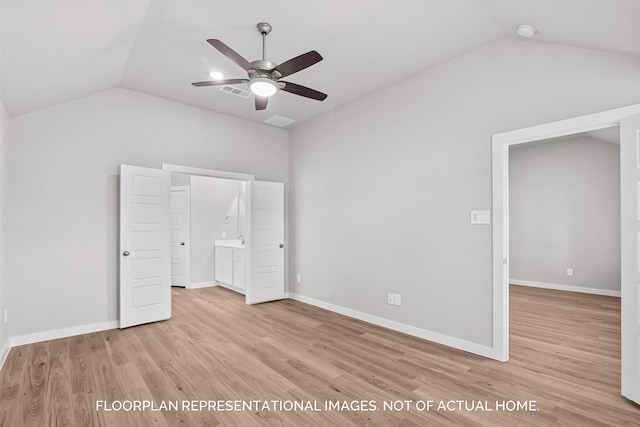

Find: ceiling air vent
219;85;251;98
264;115;296;128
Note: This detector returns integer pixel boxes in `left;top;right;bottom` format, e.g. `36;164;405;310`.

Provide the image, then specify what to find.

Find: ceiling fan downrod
256;22;272;61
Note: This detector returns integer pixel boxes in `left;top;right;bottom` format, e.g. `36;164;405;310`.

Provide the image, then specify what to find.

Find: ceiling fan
192;22;327;111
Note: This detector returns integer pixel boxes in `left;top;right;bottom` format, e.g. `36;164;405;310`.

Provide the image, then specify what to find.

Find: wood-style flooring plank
43;338;74;426
0;345;29;427
0;285;637;426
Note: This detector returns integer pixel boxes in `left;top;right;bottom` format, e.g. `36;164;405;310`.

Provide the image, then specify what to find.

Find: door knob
279;244;284;248
122;251;130;256
180;242;185;246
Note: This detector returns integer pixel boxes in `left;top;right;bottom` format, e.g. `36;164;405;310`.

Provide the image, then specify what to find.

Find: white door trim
162;163;255;181
620;113;640;404
491;104;640;362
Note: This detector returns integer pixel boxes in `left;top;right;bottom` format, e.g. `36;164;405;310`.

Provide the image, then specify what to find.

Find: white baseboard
287;293;497;360
510;279;621;297
0;338;11;371
10;320;119;348
186;281;218;289
0;320;119;371
217;282;246;295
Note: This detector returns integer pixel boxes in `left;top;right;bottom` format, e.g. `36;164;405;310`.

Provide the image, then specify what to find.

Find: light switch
394;294;402;306
221;231;226;238
471;210;491;225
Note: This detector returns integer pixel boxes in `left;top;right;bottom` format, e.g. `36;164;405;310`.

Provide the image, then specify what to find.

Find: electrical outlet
567;268;574;276
221;231;226;238
388;293;402;306
296;274;301;284
394;294;402;306
387;293;395;305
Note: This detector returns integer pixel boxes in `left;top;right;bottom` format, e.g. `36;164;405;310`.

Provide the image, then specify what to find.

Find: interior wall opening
507;126;622;397
169;172;247;292
509;128;621;296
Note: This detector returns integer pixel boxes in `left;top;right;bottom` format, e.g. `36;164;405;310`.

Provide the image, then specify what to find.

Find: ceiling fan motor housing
249;60;280;79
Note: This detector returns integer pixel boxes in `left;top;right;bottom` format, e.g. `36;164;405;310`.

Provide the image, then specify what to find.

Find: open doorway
119;163;285;329
170;172;247;291
491;104;640;405
507;129;623;405
509;129;620;297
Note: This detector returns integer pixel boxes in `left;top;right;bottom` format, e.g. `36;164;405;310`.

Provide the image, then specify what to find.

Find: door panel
246;181;285;304
170;187;190;286
621;114;640;405
120;165;171;328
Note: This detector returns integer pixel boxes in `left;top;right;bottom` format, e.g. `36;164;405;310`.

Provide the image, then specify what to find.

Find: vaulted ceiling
1;1;639;127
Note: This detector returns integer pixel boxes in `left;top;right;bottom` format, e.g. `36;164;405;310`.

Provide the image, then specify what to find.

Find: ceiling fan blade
272;51;323;78
280;81;327;101
207;39;256;72
255;96;268;110
192;79;249;87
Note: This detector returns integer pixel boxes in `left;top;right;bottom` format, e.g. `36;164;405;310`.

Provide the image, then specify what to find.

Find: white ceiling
1;1;639;127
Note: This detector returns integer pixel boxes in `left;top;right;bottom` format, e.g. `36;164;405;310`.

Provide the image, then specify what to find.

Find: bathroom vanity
214;240;246;294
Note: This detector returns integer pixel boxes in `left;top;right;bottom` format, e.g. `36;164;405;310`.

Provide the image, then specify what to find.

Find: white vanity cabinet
231;248;246;290
214;246;233;285
214;240;246;294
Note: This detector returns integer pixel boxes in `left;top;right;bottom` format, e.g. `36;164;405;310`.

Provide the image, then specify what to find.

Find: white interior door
120;165;171;328
246;180;285;304
621;114;640;405
170;186;190;287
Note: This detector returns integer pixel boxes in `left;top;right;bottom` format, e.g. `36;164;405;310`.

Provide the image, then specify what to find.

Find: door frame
162;164;263;301
162;164;255;182
170;185;191;287
491;104;640;362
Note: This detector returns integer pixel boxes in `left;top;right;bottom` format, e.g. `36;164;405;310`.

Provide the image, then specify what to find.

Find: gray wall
0;101;8;348
2;36;639;351
6;88;289;337
289;38;640;346
509;135;620;291
189;176;243;284
0;3;8;348
171;172;191;187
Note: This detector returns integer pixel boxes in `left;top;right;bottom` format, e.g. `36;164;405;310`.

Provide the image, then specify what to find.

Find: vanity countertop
214;239;245;249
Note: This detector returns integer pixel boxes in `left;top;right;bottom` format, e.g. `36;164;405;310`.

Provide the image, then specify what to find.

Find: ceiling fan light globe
249;79;278;97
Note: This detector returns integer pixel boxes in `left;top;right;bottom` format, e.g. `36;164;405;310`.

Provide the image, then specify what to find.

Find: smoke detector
516;24;537;38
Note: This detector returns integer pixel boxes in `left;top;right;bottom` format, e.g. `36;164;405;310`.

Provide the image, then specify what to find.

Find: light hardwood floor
0;285;637;426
